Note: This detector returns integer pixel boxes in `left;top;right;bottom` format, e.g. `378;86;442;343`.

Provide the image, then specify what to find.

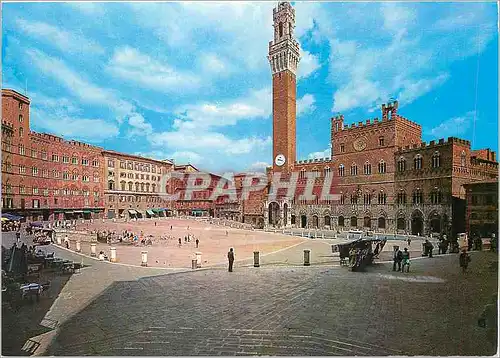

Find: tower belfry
268;1;301;172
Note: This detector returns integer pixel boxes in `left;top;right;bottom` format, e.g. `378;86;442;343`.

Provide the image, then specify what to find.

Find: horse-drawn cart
336;237;387;272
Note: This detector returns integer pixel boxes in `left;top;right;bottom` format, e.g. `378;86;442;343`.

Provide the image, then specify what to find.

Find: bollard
191;259;197;269
81;220;85;224
76;241;81;253
110;247;117;262
303;250;311;266
254;251;260;267
195;252;202;268
314;232;317;239
56;235;62;245
301;232;304;237
322;233;325;239
141;251;148;266
90;243;97;257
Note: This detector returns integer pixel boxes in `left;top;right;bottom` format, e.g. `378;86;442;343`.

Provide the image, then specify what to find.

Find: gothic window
120;181;126;191
19;127;24;137
152;183;156;192
363;162;371;175
340;193;345;205
378;160;387;174
432;151;441;168
414;155;423;170
324;167;331;177
378;191;387;205
350;193;358;204
379;137;385;146
279;22;283;37
461;151;466;167
412;189;423;204
363;193;371;205
350;163;358;176
340;144;345;153
135;182;140;191
430;191;442;204
128;182;133;191
299;169;306;179
335;122;339;132
397;191;407;205
398;157;406;172
108;180;115;190
338;165;345;177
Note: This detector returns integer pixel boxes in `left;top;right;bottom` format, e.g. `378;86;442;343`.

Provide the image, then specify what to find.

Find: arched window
350;193;358;204
414;155;423;170
108;180;115;190
378;191;387;205
432;151;441;168
128;182;133;191
120;181;126;191
363;162;371;175
378;160;386;174
350;163;358;176
398;157;406;172
430;190;442;204
338;164;345;177
461;151;466;167
299;169;306;179
324;167;331;177
135;182;140;191
146;183;150;192
397;190;407;204
363;193;371;205
141;183;145;192
412;189;423;204
152;183;156;193
340;193;345;205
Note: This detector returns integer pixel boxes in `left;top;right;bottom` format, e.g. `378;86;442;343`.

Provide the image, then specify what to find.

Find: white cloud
427;111;477;138
173;87;271;131
248;161;270;172
200;53;228;75
16;19;104;54
307;145;332;160
299;49;321;79
127;113;153;137
31;107;119;142
67;2;104;15
108;46;201;93
297;94;316;116
398;73;449;105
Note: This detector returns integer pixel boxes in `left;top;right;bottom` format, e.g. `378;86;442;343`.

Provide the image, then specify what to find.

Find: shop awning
2;213;23;221
92;209;101;213
83;210;92;214
146;209;155;216
163;208;172;211
73;210;84;214
152;208;162;213
128;209;137;215
64;211;74;215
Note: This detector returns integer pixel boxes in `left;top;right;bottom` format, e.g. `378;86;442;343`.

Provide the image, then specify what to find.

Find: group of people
392;247;411;272
1;220;21;232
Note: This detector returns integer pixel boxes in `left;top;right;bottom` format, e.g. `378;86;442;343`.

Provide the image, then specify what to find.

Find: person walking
393;247;403;272
196;239;199;248
459;249;471;274
178;238;182;247
155;222;157;227
401;248;410;273
227;248;235;272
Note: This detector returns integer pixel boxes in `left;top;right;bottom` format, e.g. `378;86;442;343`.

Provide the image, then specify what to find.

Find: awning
163;208;172;211
2;213;23;221
146;209;155;216
92;209;101;213
83;210;92;214
73;210;84;214
64;211;74;215
128;209;137;215
53;210;64;214
152;208;162;213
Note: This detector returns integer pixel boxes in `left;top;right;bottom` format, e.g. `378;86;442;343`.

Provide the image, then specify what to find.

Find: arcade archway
363;216;371;228
324;216;331;227
301;215;307;228
397;217;406;230
338;216;345;227
411;210;424;236
350;216;357;227
312;215;319;228
429;212;441;233
268;202;280;226
378;217;386;229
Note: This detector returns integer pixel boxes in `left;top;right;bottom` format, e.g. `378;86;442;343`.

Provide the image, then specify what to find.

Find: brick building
103;150;174;219
1;89;105;221
464;181;498;238
262;2;498;238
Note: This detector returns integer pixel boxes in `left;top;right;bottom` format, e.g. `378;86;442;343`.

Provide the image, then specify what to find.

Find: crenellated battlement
296;157;332;165
396;136;471;152
30;131;102;149
2;120;14;129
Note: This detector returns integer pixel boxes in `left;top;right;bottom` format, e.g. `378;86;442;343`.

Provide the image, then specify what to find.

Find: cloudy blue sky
2;1;498;174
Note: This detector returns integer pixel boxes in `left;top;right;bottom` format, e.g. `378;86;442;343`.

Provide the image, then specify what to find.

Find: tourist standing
401;248;410;272
227;248;234;272
459;249;471;274
196;239;199;248
178;238;182;247
393;247;402;271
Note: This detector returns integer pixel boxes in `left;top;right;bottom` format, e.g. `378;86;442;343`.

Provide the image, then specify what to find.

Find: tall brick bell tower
268;2;300;173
